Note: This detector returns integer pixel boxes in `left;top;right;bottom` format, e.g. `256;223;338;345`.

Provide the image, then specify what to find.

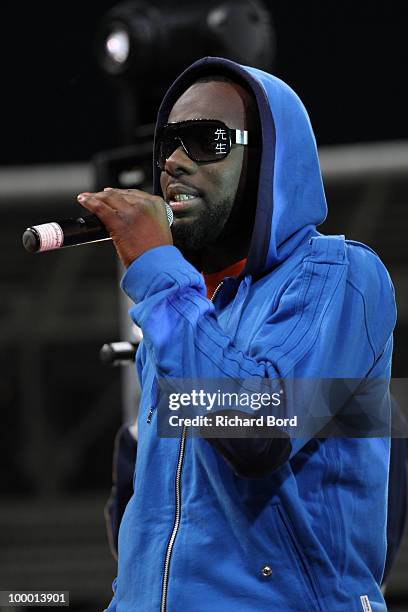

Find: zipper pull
147;406;155;424
147;378;159;423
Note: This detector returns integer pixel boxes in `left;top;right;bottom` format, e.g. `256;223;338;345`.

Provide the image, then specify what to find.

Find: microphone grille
165;202;174;227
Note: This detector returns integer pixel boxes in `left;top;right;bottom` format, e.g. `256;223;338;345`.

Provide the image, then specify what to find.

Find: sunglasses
155;119;249;170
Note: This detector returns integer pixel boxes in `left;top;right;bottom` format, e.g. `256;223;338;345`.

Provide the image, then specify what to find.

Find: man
78;57;396;611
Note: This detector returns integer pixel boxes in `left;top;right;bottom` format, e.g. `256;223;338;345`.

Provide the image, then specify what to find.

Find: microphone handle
23;204;174;254
23;215;109;253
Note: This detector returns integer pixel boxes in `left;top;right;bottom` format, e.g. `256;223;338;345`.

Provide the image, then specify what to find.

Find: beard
171;196;234;252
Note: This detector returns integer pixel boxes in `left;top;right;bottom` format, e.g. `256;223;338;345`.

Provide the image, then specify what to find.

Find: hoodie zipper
160;281;224;612
160;424;187;612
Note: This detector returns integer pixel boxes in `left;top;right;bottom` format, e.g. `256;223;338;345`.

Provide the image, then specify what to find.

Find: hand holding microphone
77;188;173;268
23;188;174;268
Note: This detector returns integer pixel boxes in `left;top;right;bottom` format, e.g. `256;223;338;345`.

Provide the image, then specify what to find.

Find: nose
164;144;198;177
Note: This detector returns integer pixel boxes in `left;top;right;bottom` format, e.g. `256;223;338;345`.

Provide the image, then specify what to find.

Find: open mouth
168;193;201;215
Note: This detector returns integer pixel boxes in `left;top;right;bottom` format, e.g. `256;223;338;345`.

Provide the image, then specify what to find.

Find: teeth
173;194;195;201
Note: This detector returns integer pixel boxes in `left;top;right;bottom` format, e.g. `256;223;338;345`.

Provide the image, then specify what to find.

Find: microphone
22;204;174;253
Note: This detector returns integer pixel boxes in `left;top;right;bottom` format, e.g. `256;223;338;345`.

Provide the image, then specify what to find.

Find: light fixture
96;0;275;81
105;28;130;66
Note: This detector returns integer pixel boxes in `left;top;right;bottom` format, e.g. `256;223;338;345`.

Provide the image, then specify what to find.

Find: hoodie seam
278;262;331;362
346;278;377;366
265;262;344;375
267;260;317;354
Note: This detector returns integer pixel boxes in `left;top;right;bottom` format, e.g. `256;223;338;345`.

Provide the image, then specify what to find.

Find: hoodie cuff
120;245;203;303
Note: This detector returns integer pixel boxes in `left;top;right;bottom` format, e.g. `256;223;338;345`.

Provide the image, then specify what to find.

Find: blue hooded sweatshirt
106;57;396;612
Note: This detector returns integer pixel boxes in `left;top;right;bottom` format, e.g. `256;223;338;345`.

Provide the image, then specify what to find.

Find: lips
166;182;201;201
165;182;202;217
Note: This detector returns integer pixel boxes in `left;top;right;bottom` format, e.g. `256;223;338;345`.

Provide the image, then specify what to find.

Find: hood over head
153;57;327;277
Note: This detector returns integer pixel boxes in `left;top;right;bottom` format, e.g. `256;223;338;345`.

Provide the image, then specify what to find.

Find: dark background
2;0;408;165
1;1;407;610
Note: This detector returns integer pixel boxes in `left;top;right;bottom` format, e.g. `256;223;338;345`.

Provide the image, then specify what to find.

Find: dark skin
78;81;259;272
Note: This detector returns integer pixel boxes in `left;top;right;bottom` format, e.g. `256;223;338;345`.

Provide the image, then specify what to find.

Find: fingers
103;187;151;197
78;188;163;212
77;194;120;224
103;187;164;209
76;188;172;268
76;188;169;233
103;187;145;196
79;189;132;213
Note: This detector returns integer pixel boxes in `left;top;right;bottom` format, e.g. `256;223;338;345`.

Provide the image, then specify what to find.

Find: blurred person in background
78;57;396;611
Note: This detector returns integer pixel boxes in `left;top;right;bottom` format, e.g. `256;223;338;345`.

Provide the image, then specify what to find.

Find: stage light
96;0;275;81
105;28;130;65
